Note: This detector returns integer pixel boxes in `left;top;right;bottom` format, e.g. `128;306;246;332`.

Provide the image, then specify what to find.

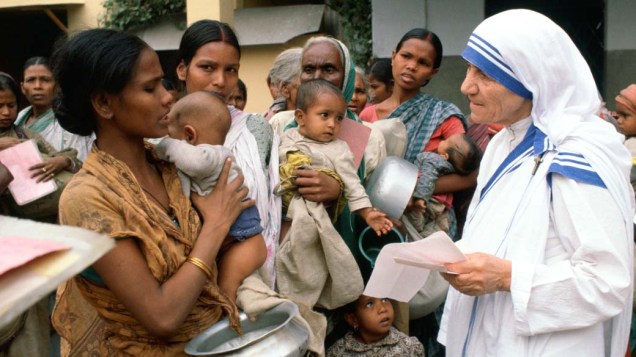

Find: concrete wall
604;0;636;109
371;0;426;58
425;0;483;115
426;0;483;56
186;0;234;26
426;55;470;116
67;0;101;30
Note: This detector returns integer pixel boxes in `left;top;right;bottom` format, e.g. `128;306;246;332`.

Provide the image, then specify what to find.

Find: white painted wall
606;0;636;51
371;0;427;58
372;0;484;58
426;0;483;56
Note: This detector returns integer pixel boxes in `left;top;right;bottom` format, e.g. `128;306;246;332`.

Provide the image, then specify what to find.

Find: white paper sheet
363;231;466;302
0;216;114;327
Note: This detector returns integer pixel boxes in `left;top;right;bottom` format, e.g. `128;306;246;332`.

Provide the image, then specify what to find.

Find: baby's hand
412;198;426;211
361;208;393;236
405;197;426;213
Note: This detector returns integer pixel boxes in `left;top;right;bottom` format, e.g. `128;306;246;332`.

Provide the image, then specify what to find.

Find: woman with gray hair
264;48;302;121
347;66;368;116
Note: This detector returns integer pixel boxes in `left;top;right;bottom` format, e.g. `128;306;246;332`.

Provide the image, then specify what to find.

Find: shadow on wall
424;55;470;117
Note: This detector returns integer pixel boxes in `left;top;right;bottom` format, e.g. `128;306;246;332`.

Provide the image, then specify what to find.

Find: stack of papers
0;216;114;327
363;231;466;302
0;236;70;276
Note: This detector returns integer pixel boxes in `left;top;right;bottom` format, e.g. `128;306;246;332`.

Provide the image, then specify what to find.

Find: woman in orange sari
51;28;252;355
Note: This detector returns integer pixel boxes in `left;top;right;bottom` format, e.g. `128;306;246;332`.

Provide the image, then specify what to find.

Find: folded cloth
276;195;364;311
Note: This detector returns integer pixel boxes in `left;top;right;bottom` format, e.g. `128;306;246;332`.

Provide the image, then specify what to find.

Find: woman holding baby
176;20;280;287
50;28;253;355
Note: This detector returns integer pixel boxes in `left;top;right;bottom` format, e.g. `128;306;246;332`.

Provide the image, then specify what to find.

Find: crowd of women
0;8;634;357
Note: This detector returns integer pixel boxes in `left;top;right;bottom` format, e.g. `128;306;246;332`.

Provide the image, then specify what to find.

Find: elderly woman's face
461;63;532;126
348;72;368;115
300;42;344;89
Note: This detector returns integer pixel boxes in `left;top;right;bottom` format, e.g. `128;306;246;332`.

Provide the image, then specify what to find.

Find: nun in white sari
438;9;634;357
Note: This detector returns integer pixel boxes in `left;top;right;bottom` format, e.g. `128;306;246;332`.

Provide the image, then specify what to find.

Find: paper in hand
0;140;57;205
363;231;466;302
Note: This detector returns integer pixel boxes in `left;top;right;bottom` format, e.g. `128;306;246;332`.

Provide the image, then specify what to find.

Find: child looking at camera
277;79;393;238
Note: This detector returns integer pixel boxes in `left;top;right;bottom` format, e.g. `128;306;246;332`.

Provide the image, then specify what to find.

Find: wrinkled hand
0;137;21;151
294;169;341;203
29;156;70;183
191;159;253;230
360;208;393;236
442;252;511;296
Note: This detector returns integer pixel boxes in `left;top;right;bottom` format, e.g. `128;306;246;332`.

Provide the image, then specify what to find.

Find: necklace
140;185;180;228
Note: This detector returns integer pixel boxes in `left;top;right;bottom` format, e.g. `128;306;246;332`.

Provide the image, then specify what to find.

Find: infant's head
166;90;231;146
437;133;481;175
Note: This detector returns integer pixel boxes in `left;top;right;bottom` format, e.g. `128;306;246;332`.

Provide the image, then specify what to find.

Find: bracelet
186;257;214;280
68;158;77;172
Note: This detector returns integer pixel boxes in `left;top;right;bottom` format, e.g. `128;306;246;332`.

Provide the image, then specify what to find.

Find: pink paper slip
337;119;371;169
0;236;70;276
0;140;57;205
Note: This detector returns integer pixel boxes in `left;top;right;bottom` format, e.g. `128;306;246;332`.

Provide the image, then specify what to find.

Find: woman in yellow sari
50;29;253;355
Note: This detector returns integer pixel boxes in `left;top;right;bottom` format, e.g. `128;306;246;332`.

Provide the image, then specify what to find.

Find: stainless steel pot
364;156;418;219
185;301;309;356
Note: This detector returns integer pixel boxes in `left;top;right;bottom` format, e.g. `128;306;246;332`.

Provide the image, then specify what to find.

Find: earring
353;324;359;333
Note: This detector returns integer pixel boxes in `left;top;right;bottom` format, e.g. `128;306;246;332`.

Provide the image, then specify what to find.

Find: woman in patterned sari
50;28;251;356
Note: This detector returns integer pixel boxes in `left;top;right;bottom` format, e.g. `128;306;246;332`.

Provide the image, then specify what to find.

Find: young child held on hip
327;294;424;356
278;79;393;239
155;91;266;302
406;133;481;235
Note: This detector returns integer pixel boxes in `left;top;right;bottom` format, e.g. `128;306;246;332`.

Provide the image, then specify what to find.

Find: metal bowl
185;301;309;356
364;156;418;219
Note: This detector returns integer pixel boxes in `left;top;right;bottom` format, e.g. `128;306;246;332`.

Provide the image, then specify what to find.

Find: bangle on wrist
67;158;76;172
185;256;214;280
